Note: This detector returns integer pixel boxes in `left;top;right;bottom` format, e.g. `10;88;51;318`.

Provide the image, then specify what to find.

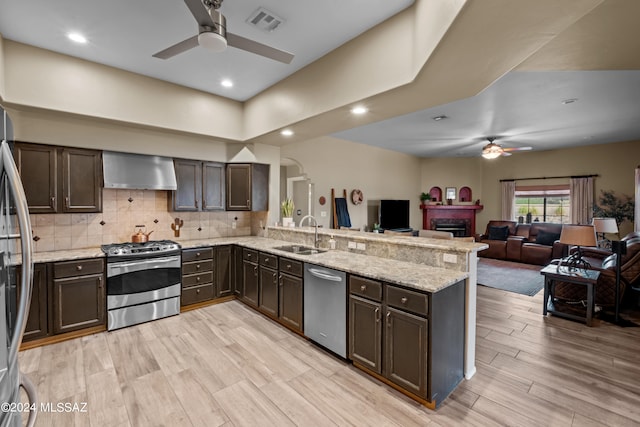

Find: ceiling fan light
198;31;227;52
482;143;503;159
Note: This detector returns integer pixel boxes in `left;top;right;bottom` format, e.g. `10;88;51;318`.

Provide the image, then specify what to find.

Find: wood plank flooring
18;286;640;426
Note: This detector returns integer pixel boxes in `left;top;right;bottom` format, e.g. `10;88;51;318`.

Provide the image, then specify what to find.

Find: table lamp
592;217;618;249
557;224;597;271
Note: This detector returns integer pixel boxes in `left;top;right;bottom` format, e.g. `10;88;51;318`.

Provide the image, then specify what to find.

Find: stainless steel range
101;240;181;331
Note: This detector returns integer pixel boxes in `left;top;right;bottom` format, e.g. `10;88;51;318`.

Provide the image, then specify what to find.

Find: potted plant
420;192;431;206
281;198;295;227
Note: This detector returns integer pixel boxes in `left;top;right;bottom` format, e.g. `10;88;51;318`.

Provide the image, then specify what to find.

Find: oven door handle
107;256;181;277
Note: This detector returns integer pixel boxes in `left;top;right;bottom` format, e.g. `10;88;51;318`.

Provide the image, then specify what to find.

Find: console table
421;204;483;237
540;264;600;326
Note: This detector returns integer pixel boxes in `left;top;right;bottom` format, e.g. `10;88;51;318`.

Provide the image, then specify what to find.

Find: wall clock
351;189;363;205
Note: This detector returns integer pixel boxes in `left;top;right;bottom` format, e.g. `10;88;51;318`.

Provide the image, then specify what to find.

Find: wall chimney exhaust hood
103;151;177;191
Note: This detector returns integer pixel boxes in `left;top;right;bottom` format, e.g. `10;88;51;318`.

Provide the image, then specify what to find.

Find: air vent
246;7;284;32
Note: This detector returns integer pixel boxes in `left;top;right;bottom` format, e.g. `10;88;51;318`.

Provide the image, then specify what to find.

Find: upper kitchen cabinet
226;163;269;211
171;159;225;212
14;142;102;213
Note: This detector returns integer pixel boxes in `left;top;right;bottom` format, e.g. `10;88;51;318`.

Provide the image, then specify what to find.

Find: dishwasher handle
307;268;343;282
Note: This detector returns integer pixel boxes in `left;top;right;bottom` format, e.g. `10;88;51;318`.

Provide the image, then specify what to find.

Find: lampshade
198;31;227;52
481;143;503;159
592;217;618;234
559;225;597;247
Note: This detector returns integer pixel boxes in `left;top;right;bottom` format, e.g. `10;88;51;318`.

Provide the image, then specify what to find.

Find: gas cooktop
101;240;181;257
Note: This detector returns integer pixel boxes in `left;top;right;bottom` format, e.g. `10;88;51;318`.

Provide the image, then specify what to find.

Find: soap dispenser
329;235;336;250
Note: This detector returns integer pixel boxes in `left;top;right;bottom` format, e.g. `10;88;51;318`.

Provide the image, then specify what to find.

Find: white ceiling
2;0;640;159
0;0;414;101
332;69;640;157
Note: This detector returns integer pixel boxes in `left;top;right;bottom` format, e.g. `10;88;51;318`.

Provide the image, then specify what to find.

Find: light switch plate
348;241;357;249
443;253;457;263
356;242;366;251
320;211;327;217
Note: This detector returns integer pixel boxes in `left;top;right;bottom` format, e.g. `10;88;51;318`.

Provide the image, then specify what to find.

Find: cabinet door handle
253;265;258;276
279;275;283;286
51;196;56;207
202;200;207;209
386;311;391;326
196;276;201;282
97;276;102;289
246;199;250;207
286;264;291;269
196;289;201;294
375;307;380;322
65;196;70;209
400;297;408;304
195;199;199;209
196;252;201;257
196;264;200;270
76;265;83;271
360;284;366;292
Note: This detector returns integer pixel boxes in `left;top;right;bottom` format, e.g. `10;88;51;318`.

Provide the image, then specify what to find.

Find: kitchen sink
273;245;327;255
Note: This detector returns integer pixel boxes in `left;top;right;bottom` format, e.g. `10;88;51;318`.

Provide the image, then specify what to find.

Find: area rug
477;258;544;296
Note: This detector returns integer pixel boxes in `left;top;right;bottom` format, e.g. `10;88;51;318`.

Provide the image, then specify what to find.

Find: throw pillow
488;225;509;240
536;229;561;246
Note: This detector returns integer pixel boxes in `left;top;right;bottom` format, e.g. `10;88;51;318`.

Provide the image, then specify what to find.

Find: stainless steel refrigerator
0;107;37;427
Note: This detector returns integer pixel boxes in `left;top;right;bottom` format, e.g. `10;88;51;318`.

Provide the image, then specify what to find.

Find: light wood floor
18;286;640;426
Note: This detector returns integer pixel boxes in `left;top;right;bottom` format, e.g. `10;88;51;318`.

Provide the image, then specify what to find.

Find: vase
282;217;294;227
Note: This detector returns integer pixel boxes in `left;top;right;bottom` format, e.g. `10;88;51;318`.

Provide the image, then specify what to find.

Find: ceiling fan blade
153;35;199;59
502;146;533;152
227;32;294;64
183;0;216;27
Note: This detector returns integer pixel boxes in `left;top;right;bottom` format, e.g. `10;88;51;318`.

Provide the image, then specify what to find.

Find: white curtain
570;176;594;224
633;166;640;231
501;180;516;220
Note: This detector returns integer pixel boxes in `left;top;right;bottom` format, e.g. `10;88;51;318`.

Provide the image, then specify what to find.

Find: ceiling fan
152;0;294;64
481;137;532;159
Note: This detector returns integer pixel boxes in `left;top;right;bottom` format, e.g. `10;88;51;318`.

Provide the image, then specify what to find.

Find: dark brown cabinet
51;259;105;334
349;295;382;373
16;263;49;342
181;247;215;306
242;249;259;307
171;159;225;211
232;245;243;297
258;252;279;317
14;143;102;213
216;245;232;298
226;163;269;211
278;257;303;333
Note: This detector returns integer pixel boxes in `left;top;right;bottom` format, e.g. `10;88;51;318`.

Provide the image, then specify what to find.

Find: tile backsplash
30;189;267;252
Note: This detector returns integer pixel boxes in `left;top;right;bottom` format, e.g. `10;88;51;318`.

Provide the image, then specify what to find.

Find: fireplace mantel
421;204;484;237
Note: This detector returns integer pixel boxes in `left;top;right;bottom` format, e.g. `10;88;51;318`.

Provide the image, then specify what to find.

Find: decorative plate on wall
351;189;364;205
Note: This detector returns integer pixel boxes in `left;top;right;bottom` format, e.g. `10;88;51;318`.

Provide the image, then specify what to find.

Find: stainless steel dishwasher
304;264;347;358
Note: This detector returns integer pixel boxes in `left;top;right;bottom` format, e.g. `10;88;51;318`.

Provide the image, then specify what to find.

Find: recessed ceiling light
67;32;87;44
221;79;233;88
432;115;448;121
351;106;368;115
280;129;294;136
561;98;578;104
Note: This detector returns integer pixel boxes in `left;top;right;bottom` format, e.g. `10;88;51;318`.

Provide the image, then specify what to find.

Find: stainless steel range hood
103;151;177;190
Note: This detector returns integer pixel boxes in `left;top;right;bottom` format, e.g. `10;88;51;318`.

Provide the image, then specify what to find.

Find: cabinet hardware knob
264;258;269;263
360;284;366;291
400;297;408;304
196;252;200;257
272;272;277;280
65;196;70;209
196;276;200;282
195;199;199;209
247;253;252;258
286;264;291;269
76;265;82;271
196;289;200;294
51;196;55;206
246;199;250;207
202;200;206;209
375;307;380;322
386;311;391;326
196;264;200;269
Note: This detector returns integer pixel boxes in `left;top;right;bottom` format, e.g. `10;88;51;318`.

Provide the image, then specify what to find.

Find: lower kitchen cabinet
216;245;232;298
348;274;464;408
181;247;215;306
232;245;243;297
242;249;259;307
258;252;279;317
278;257;303;333
16;263;49;341
52;259;106;335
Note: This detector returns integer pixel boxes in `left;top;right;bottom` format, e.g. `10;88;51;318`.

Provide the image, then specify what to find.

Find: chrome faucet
299;214;320;248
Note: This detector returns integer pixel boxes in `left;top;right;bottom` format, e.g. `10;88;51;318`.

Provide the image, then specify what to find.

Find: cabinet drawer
182;247;213;262
259;252;278;269
181;283;215;306
385;285;429;316
182;260;214;275
349;276;382;302
243;248;258;263
53;258;104;279
279;257;303;277
182;271;214;288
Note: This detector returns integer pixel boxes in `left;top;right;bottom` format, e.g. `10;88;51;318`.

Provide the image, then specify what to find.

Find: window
514;185;570;224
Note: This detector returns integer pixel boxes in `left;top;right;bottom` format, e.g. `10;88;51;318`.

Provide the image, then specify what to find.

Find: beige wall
0;34;5;101
280;136;422;230
420;140;639;236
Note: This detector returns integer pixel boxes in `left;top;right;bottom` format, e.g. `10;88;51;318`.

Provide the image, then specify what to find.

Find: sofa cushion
488;225;510;241
535;229;560;246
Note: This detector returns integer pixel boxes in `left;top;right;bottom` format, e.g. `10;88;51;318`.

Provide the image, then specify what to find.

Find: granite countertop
24;236;468;294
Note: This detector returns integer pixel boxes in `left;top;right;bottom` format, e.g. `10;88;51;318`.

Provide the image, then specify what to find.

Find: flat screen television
379;199;410;231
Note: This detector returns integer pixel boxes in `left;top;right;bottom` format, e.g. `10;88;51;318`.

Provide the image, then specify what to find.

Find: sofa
553;232;640;307
475;220;568;265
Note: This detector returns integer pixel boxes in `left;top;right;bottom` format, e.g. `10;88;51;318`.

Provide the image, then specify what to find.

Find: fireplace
421;204;483;237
